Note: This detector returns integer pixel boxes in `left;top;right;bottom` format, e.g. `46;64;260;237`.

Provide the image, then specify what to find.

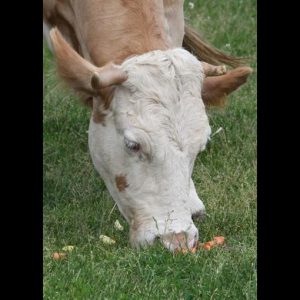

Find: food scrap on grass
99;234;116;245
175;236;225;254
62;245;75;252
114;220;124;231
52;245;76;261
51;252;67;261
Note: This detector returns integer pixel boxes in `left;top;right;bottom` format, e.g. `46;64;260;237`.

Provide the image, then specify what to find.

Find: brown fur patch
93;109;106;125
100;87;115;110
115;175;129;192
92;87;115;125
44;1;81;54
85;0;170;66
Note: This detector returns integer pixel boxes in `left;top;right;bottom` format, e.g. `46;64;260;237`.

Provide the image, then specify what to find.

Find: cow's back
43;0;176;66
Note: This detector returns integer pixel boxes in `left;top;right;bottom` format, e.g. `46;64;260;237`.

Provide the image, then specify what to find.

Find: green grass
43;0;257;299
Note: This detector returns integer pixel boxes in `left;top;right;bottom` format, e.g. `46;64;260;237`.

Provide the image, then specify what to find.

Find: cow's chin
129;218;199;252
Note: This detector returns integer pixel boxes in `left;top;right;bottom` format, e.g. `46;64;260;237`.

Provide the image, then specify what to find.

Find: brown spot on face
92;87;116;125
93;109;106;125
115;175;129;192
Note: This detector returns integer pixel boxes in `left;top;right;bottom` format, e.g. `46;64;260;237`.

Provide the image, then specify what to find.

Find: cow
43;0;252;252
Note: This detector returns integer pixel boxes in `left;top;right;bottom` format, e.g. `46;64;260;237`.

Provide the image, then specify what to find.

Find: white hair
114;48;209;153
89;48;211;250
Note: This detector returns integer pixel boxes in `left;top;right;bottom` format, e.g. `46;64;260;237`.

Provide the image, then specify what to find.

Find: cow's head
50;28;211;252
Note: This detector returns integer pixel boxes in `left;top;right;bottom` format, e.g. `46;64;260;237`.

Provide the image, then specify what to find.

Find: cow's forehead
121;48;204;89
119;48;204;105
112;48;208;147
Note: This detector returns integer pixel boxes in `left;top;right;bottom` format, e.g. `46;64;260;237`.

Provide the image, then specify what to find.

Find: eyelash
124;138;141;152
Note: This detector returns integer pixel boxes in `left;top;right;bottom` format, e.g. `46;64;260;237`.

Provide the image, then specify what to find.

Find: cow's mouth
160;231;198;252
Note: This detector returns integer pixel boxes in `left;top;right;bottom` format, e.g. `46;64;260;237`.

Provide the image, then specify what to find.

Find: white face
88;49;211;251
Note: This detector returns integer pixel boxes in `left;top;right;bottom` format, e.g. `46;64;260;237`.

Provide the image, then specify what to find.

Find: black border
258;0;295;298
2;0;289;298
2;1;43;298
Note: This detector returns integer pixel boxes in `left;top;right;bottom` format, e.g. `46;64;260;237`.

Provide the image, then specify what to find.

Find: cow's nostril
192;210;206;221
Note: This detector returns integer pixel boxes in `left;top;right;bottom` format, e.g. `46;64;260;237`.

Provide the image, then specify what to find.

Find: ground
43;0;256;299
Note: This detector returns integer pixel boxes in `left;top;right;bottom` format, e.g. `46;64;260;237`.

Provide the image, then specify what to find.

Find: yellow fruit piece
62;245;75;252
99;235;116;245
114;220;124;231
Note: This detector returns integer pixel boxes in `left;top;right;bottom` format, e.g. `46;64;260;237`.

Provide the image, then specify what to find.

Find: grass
43;0;257;299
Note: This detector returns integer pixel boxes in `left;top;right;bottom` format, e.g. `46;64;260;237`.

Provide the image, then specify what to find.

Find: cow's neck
70;0;171;66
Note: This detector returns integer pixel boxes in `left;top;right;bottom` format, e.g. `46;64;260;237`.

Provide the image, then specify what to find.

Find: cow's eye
124;137;141;152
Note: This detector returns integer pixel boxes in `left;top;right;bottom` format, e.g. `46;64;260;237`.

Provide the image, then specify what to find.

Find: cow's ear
49;28;127;95
202;66;253;107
